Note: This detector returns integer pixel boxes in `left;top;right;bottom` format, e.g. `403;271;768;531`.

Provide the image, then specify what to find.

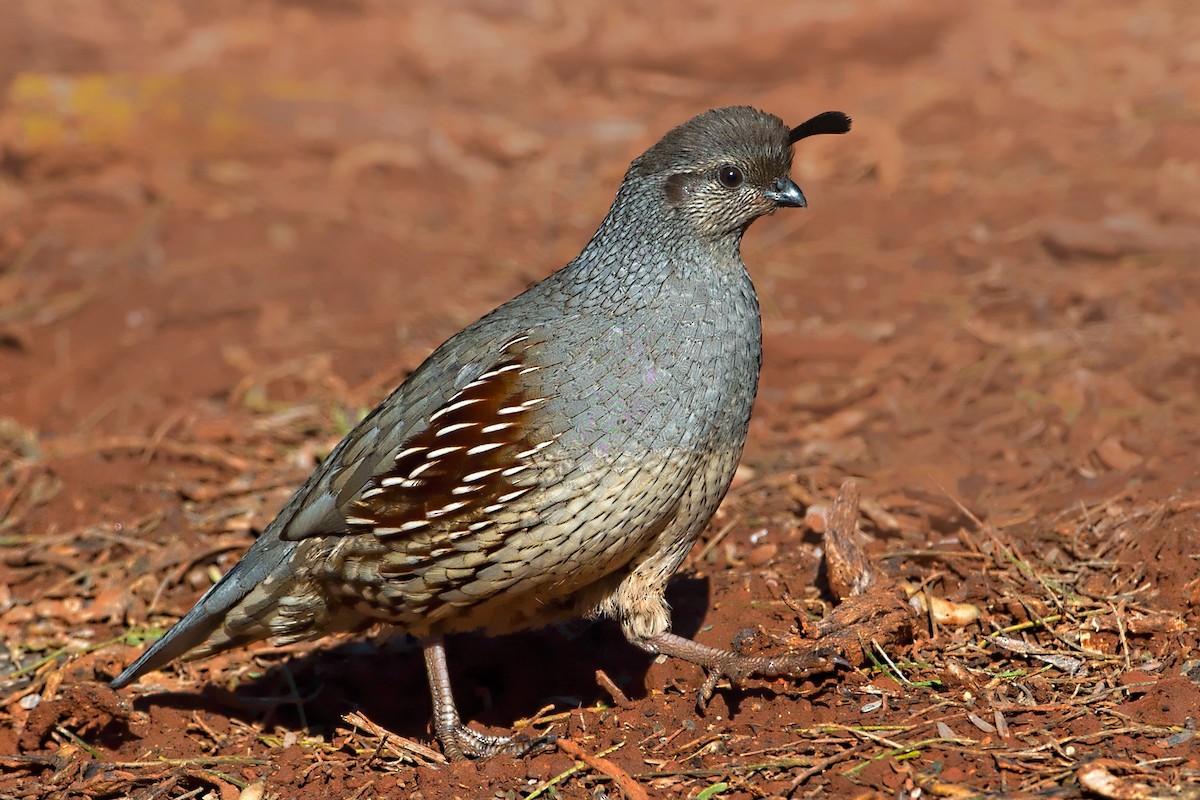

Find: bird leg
422;637;555;760
641;631;846;713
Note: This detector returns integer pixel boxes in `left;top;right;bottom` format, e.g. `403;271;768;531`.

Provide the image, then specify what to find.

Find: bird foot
438;721;557;761
424;637;557;760
692;647;849;713
644;631;847;714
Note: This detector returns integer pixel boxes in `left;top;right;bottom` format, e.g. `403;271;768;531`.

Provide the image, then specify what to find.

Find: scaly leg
422;637;555;760
638;631;846;712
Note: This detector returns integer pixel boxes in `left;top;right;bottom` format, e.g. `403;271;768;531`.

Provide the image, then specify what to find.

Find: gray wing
110;319;538;686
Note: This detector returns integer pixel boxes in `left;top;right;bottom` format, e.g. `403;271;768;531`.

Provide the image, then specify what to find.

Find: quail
111;106;852;760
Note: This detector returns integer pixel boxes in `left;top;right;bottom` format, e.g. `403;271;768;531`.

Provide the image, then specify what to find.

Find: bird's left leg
422;637;556;760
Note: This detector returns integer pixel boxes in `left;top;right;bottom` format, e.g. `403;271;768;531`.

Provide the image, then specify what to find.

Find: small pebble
747;542;778;567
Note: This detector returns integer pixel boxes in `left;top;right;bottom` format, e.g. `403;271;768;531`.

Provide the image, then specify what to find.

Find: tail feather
110;536;296;689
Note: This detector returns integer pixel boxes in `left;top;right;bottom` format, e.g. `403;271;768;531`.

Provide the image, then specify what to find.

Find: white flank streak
429;397;484;421
521;397;547;407
380;476;408;487
463;467;502;482
345;516;375;525
501;465;528;477
435;422;476;437
409;461;437;478
482;503;505;514
481;422;515;434
394;446;427;461
515;440;553;458
497;405;528;415
519;366;540;374
373;527;403;535
426;445;463;459
494;363;524;374
468;520;492;530
451;484;482;495
401;479;424;488
466;442;504;455
429;547;451;558
502;335;530;349
361;487;386;499
400;519;431;531
428;501;468;518
497;488;530;503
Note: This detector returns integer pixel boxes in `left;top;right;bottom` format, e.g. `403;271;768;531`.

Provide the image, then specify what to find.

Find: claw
522;733;559;755
696;669;723;714
440;724;557;760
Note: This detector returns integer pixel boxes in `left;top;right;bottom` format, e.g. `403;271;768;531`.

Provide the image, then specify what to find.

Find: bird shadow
115;574;715;746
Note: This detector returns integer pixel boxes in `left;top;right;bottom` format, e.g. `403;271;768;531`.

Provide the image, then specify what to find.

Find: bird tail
110;534;308;688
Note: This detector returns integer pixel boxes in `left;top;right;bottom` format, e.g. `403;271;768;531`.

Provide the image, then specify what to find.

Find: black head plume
788;111;852;145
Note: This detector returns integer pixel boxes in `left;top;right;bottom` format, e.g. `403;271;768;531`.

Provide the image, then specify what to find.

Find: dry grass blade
341;710;447;767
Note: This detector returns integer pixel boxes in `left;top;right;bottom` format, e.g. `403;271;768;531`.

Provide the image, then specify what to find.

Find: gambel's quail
112;106;853;759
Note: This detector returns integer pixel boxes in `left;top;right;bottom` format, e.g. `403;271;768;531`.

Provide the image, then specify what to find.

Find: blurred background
1;1;1197;459
1;1;1198;797
3;0;1198;527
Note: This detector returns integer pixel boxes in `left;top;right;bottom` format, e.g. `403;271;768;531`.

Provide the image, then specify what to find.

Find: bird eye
717;165;743;189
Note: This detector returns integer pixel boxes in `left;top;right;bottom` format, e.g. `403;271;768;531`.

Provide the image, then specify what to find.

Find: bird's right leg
421;637;555;760
605;569;846;713
638;630;847;712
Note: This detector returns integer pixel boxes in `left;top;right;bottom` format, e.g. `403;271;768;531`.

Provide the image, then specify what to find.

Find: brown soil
2;2;1199;798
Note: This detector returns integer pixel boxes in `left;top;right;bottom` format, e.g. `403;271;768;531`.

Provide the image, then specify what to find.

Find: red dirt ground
2;2;1199;798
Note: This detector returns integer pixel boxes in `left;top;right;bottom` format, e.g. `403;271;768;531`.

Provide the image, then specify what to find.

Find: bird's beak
764;177;807;208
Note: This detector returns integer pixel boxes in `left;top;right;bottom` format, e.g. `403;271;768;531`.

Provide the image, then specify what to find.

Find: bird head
627;106;851;238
